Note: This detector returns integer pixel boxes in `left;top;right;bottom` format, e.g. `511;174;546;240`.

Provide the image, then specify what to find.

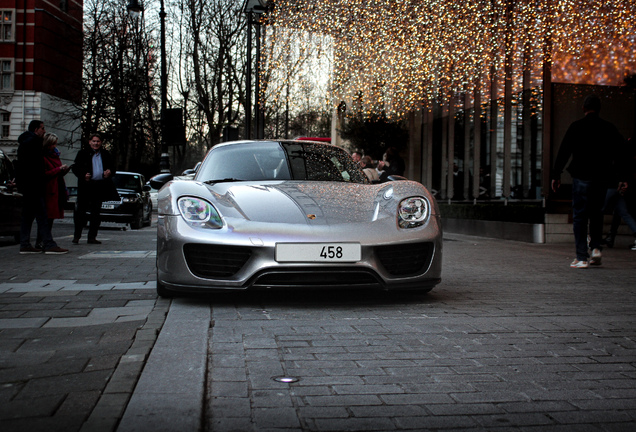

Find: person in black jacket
72;133;118;244
16;120;68;254
377;146;406;182
551;94;628;269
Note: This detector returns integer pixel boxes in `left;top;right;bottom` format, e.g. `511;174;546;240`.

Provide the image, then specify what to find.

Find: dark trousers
74;184;105;240
20;194;57;249
36;219;55;247
603;188;636;236
572;178;606;261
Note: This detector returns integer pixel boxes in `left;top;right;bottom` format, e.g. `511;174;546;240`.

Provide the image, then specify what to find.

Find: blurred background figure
360;155;379;182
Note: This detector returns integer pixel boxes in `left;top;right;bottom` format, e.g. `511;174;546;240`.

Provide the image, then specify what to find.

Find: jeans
572;178;606;261
35;219;55;247
20;194;57;249
603;188;636;236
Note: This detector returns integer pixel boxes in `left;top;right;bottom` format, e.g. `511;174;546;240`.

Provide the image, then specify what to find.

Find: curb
80;296;171;432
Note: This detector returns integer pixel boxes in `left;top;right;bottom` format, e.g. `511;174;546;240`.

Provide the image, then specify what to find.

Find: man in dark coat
72;133;118;244
16;120;68;254
551;94;628;268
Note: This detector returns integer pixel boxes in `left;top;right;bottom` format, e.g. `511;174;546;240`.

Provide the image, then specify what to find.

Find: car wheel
130;209;143;230
143;204;152;226
156;274;174;298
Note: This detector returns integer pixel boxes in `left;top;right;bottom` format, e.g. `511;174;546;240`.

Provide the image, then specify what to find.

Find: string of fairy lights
260;0;636;118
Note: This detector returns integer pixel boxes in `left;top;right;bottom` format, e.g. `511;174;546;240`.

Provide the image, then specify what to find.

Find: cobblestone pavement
2;216;636;431
0;218;167;432
121;233;636;431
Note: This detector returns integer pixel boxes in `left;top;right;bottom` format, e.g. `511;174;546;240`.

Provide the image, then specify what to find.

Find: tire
130;209;143;230
143;204;152;227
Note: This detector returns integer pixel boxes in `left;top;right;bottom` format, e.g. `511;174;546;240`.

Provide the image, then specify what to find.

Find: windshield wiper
203;178;244;185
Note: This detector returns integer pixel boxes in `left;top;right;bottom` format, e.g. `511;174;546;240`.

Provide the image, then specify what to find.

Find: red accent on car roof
294;137;332;143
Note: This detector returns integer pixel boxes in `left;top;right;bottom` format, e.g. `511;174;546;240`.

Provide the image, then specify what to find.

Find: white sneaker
630;240;636;251
589;248;602;265
570;259;589;269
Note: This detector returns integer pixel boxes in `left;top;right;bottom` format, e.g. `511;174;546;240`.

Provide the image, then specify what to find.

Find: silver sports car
150;140;442;297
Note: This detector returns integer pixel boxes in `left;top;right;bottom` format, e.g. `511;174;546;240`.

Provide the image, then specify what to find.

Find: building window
60;1;68;12
0;60;12;91
1;112;9;138
1;10;13;41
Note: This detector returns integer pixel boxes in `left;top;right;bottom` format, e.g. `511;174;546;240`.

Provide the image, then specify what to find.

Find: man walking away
551;94;628;269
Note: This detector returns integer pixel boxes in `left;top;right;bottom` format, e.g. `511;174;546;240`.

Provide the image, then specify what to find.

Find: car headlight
122;196;137;203
177;197;223;229
398;197;430;228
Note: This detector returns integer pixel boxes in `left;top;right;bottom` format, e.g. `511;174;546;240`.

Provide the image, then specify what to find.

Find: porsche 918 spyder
150;140;442;297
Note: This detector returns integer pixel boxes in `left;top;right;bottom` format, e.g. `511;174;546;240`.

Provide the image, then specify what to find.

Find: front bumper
156;214;443;293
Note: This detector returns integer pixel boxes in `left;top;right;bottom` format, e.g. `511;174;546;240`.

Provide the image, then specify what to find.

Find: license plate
276;243;361;263
102;204;115;210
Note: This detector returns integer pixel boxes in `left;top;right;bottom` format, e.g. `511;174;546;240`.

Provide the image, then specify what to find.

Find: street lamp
127;0;170;173
243;0;270;139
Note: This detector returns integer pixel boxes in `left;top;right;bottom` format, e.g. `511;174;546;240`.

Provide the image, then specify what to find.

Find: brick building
0;0;83;171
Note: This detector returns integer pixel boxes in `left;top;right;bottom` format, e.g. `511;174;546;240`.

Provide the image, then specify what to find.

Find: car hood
178;180;433;226
116;188;139;195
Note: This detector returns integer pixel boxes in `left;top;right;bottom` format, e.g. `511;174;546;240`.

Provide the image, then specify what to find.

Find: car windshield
197;141;369;184
112;174;142;192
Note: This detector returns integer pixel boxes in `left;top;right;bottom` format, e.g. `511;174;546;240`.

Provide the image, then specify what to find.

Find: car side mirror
143;184;151;192
150;173;174;189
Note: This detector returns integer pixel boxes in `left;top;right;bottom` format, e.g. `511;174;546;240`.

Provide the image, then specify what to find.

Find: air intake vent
375;242;434;276
253;268;380;288
183;244;252;278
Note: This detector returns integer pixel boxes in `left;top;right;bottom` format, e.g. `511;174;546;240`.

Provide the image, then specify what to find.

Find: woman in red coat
36;133;70;249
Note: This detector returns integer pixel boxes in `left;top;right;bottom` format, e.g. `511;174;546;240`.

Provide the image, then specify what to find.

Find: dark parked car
0;149;22;242
99;171;152;229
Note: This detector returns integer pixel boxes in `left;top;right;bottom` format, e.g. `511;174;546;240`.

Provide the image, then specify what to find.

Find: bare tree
169;0;247;171
82;0;333;176
83;0;159;175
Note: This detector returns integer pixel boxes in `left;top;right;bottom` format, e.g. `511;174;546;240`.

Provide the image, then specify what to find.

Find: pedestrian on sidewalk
551;94;629;269
72;133;118;245
602;137;636;250
15;120;69;255
35;133;71;249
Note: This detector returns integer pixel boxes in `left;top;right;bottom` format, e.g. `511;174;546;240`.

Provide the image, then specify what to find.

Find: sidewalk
0;218;167;432
2;220;636;431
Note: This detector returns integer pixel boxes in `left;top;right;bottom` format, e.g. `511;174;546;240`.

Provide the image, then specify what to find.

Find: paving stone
16;370;113;399
0;394;64;420
312;416;397;432
0;317;49;328
3;225;636;431
210;380;249;398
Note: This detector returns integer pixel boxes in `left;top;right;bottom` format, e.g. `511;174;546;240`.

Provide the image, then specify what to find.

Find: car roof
212;139;336;150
